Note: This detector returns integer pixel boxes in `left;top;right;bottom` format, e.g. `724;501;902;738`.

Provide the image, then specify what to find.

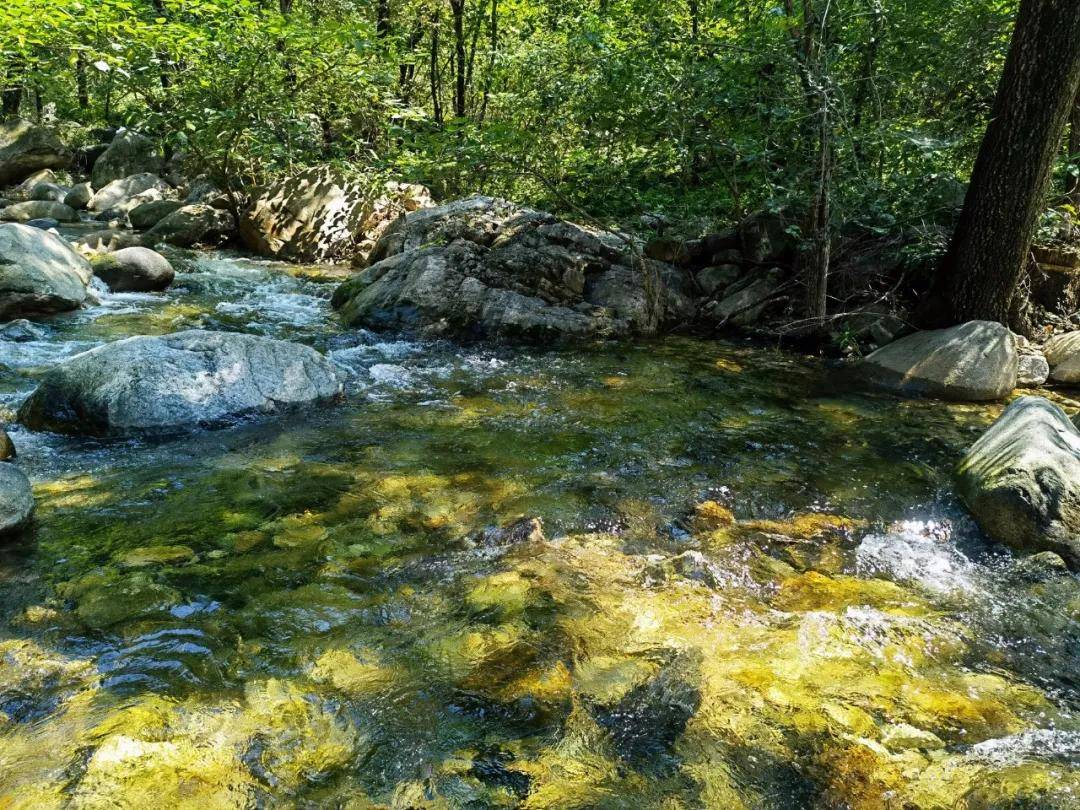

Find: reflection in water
2;248;1080;807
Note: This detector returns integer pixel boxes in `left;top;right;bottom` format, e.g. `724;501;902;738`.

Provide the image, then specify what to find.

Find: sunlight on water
2;249;1080;807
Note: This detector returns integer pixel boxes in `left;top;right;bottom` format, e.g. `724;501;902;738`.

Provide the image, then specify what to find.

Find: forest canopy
0;0;1025;233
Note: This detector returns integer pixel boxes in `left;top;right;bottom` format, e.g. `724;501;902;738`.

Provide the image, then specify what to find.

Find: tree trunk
75;54;89;110
478;0;497;123
938;0;1080;326
377;0;391;38
450;0;467;117
1068;91;1080;208
430;12;444;125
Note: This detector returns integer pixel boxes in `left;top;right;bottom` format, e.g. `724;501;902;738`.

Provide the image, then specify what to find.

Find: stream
2;232;1080;807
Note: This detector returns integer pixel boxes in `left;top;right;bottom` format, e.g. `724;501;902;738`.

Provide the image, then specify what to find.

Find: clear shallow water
2;247;1080;807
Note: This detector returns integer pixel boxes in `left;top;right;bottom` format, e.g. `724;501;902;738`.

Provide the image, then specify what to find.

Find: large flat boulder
0;119;69;187
0;200;79;223
0;223;90;318
331;196;694;343
88;173;171;214
859;320;1017;401
17;330;343;437
0;463;33;535
239;166;432;263
956;396;1080;569
91;130;163;188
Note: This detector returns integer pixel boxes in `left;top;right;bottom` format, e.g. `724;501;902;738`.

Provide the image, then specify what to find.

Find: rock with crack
240;165;433;263
0;119;70;187
332;195;694;343
0;223;90;318
956;396;1080;569
91;130;163;188
143;204;235;247
18;330;343;437
88;173;172;215
859;320;1017;401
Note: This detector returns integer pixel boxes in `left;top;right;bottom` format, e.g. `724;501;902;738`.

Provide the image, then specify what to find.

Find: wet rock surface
18;329;343;436
0;462;33;534
0;222;90;318
333;195;694;342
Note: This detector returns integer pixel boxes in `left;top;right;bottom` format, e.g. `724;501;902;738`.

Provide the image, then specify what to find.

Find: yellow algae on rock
117;544;196;568
309;648;394;696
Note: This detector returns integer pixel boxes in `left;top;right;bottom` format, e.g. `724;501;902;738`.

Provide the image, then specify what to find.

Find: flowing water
2;238;1080;808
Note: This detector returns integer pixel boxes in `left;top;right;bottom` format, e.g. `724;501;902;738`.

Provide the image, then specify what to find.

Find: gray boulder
0;201;79;223
91;247;174;292
88;173;171;214
74;229;144;253
1044;331;1080;383
25;218;60;231
696;264;742;298
0;223;90;318
0;319;48;342
1018;353;1050;387
91;130;163;188
143;204;234;247
240;165;432;263
29;182;68;203
859;320;1017;401
0;119;69;187
0;463;33;535
0;427;14;460
332;196;693;343
64;182;93;211
704;273;779;327
957;396;1080;569
129;199;183;230
18;330;343;437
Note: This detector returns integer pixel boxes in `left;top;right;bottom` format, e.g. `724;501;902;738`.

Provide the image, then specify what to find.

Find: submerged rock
859;320;1017;401
24;217;60;231
91;246;174;292
956;396;1080;569
0;463;33;534
0;119;69;187
91;130;163;188
18;329;343;437
143;204;234;247
0;223;90;318
0;318;48;342
0;200;79;223
239;165;432;263
332;195;693;343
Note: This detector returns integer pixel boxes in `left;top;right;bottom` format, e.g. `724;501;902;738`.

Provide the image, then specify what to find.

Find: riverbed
1;239;1079;808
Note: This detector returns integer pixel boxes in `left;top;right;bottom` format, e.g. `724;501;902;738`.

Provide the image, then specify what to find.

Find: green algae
4;333;1080;807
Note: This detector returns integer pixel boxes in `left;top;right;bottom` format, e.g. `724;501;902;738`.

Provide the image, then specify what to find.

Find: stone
88;173;171;213
74;229;144;253
143;204;234;247
860;321;1017;401
0;201;79;223
128;199;184;230
1017;353;1050;387
15;169;58;195
0;119;70;187
73;143;109;174
63;182;93;211
739;210;797;265
0;428;14;460
706;274;779;327
0;463;33;534
29;182;68;203
696;264;742;297
956;396;1080;569
0;319;48;342
18;330;343;437
91;130;163;188
239;165;432;263
24;218;60;231
1044;331;1080;383
91;247;174;292
0;223;90;318
332;196;693;343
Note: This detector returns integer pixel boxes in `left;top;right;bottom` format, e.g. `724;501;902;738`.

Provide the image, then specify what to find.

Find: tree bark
450;0;467;117
377;0;391;38
1068;91;1080;208
430;11;444;125
938;0;1080;326
75;54;89;110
